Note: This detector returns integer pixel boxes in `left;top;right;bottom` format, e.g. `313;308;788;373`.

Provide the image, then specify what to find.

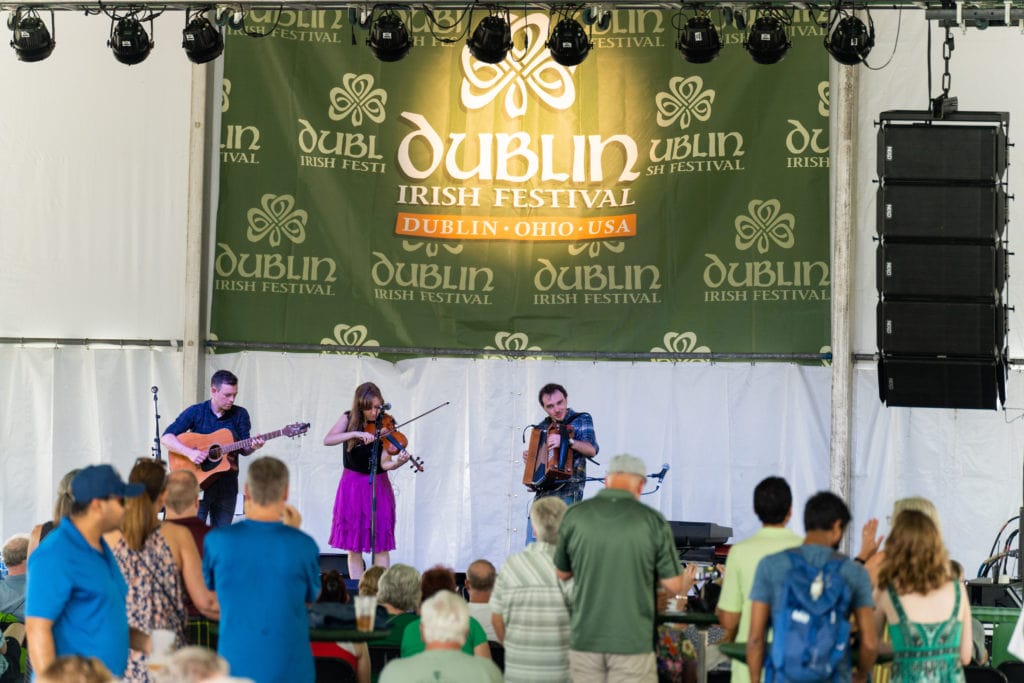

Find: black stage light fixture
367;9;411;62
676;15;721;64
109;15;153;65
547;17;592;66
467;11;512;63
824;11;874;65
182;11;223;64
743;14;790;64
9;9;55;62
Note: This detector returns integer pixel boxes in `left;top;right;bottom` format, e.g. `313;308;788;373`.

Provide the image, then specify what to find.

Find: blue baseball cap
71;464;145;503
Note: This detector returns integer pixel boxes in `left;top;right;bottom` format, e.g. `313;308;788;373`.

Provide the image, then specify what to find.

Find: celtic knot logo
818;81;829;117
246;194;307;247
460;13;576;119
329;73;387;127
321;323;381;357
650;331;710;362
402;241;464;257
222;79;231;113
735;199;795;254
568;241;626;258
483;331;541;359
656;76;715;130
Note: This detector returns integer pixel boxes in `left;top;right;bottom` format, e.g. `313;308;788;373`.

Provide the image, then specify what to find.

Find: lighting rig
4;0;1023;65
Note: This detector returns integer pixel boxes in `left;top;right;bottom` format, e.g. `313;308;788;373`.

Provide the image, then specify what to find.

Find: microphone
655;463;670;483
379;402;391;412
151;386;158;394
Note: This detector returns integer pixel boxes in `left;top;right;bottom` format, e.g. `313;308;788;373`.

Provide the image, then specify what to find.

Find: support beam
829;60;857;532
182;62;215;404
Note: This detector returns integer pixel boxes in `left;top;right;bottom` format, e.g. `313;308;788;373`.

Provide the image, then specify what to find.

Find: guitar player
161;370;264;527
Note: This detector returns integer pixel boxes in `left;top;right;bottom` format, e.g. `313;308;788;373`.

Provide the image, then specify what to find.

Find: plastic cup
148;628;176;670
354;595;377;632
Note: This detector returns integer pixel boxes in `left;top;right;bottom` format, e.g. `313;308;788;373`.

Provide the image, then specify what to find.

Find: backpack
766;549;852;683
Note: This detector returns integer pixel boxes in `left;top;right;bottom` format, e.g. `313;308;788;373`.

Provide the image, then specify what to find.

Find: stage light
547;17;592;66
367;10;411;62
467;11;511;63
9;9;55;62
824;12;874;65
676;15;721;64
182;11;223;63
743;14;790;64
109;15;153;65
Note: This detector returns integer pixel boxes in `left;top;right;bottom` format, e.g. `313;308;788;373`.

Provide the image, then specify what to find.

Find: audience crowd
0;454;993;683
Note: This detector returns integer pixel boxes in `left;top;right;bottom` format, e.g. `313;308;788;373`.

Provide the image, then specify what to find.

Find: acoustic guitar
167;422;310;489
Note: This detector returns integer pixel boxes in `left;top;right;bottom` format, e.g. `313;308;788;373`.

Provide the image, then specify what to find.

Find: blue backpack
766;549;852;683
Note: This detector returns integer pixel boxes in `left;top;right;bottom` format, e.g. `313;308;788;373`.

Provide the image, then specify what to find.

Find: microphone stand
368;414;384;571
151;386;162;461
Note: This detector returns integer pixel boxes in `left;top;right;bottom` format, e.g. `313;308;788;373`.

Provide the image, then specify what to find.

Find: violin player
523;383;599;544
324;381;414;579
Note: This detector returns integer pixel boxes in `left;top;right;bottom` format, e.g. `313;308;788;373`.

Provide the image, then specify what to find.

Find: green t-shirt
378;611;418;648
553;487;682;654
400;614;488;656
715;526;802;683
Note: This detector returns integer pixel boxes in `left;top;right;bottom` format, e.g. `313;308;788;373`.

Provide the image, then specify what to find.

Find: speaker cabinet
876;111;1009;409
877;243;1005;300
877;185;1006;242
878;124;1007;182
877;301;1004;357
878;357;1006;410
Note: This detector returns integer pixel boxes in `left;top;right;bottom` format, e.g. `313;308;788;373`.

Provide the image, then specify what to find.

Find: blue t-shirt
203;519;321;683
25;518;130;676
749;544;875;683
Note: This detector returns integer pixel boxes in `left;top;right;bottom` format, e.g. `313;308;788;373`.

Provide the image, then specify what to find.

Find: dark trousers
198;474;239;528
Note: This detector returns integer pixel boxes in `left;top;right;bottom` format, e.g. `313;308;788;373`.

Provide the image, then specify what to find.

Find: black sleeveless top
343;439;386;475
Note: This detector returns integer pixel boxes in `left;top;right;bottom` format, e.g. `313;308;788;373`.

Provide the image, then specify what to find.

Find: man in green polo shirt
554;454;693;682
715;476;802;683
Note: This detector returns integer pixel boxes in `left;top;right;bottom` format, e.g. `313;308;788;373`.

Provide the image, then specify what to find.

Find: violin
368;413;425;473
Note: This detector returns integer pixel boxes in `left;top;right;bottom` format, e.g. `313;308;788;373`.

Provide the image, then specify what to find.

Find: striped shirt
489;541;572;683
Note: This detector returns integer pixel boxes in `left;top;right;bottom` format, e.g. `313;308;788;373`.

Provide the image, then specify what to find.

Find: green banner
213;9;831;357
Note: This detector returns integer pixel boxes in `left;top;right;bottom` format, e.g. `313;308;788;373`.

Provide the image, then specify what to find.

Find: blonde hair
878;509;952;594
53;468;82;522
359;565;385;596
893;496;942;537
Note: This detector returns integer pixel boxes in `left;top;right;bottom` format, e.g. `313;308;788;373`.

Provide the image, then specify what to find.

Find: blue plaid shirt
534;408;598;504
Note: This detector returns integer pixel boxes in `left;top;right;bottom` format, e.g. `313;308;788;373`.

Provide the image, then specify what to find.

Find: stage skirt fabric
329;468;397;553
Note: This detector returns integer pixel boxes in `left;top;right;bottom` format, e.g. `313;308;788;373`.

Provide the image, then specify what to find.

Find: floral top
113;527;187;683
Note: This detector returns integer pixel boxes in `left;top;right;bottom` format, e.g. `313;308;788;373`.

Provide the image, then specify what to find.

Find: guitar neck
221;429;285;455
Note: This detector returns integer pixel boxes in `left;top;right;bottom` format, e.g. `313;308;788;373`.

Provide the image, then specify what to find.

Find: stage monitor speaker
877;243;1006;300
877;184;1006;242
878;356;1005;409
878;124;1006;182
877;300;1004;356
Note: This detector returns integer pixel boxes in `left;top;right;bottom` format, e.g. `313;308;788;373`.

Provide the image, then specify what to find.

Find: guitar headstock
284;422;310;438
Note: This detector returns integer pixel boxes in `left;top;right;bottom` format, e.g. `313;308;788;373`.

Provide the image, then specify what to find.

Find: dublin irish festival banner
212;8;831;358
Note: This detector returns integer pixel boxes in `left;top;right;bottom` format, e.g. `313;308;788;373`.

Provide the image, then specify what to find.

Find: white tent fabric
2;12;1024;579
3;346;1024;575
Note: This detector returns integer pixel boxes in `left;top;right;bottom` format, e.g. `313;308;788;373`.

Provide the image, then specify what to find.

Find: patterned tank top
887;582;966;683
113;526;187;683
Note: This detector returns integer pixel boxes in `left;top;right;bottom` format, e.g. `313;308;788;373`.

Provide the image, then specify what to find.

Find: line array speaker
877;123;1007;183
875;111;1009;410
877;185;1006;242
